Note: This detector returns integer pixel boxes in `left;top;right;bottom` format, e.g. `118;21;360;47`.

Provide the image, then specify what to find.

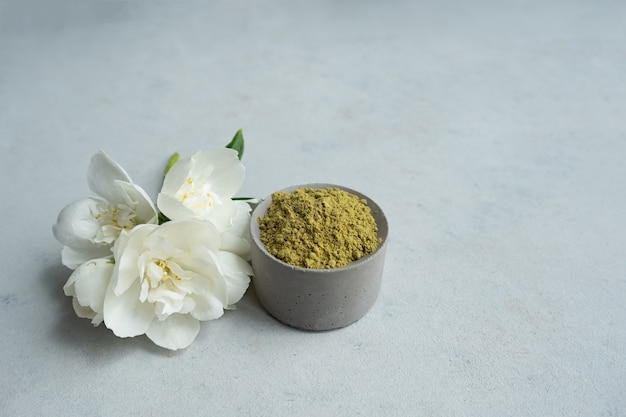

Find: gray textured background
1;0;625;415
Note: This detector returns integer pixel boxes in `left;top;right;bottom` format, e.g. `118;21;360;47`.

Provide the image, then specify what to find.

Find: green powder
258;187;382;269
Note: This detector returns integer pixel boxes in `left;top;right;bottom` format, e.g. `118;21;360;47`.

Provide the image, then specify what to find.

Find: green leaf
225;129;245;160
158;212;171;224
163;152;180;178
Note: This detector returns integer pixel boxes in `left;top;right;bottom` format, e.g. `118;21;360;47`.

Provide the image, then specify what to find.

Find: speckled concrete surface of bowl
249;183;389;331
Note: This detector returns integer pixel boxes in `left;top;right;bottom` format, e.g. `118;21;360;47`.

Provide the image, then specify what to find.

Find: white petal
176;247;218;274
190;149;244;198
64;258;114;325
145;314;200;350
149;286;186;314
156;192;196;221
218;200;252;257
230;199;252;229
71;297;98;322
73;261;113;307
216;251;252;305
87;151;132;201
53;198;102;247
111;225;155;295
157;148;245;221
202;198;241;231
64;267;92;323
189;293;226;321
219;232;250;259
178;248;229;305
70;259;113;307
53;198;115;268
114;181;158;224
61;246;112;270
147;219;221;252
159;155;193;197
103;280;154;337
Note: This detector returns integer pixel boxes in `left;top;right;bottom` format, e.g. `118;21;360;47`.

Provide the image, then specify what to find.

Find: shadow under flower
43;259;292;357
42;261;175;357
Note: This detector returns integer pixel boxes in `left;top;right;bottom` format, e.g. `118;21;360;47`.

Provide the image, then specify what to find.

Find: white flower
53;151;158;269
103;219;253;350
63;258;114;326
218;199;254;259
157;148;246;232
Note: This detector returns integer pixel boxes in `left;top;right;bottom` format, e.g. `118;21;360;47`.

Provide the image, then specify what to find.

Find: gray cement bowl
249;183;388;331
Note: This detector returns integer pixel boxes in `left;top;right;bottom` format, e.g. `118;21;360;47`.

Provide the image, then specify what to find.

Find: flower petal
71;297;98;322
64;258;114;325
216;251;252;306
103;280;154;337
159;155;193;197
113;181;158;224
146;219;221;252
157;148;246;222
87;151;132;201
219;232;250;259
218;200;252;257
189;292;226;321
156;192;196;222
201;198;242;231
53;198;102;247
145;314;200;350
53;197;116;268
61;246;113;270
189;148;245;198
111;225;156;295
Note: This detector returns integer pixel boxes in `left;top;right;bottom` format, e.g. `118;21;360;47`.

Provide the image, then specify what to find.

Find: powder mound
258;187;382;269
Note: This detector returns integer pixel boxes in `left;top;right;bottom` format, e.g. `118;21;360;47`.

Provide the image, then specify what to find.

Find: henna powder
258;187;382;269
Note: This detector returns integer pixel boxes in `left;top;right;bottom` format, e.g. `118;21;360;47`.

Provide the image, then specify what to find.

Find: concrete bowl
249;183;388;331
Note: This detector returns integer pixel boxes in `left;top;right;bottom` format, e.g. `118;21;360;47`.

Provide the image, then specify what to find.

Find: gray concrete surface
1;0;625;415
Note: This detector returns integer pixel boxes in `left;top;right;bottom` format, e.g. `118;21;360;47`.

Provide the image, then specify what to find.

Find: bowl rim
249;182;388;274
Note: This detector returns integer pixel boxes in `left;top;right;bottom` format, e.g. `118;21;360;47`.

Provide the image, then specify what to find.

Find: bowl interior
250;183;388;272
